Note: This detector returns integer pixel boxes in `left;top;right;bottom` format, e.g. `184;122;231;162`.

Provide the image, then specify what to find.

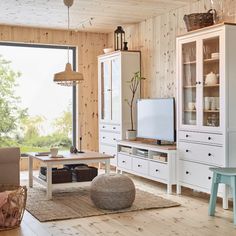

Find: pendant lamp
54;0;83;86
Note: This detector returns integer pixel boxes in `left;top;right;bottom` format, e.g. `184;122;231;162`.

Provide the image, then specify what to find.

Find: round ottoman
90;173;135;210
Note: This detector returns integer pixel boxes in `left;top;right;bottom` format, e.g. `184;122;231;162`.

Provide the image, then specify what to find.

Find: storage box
152;155;167;162
64;164;88;170
72;166;98;182
39;167;72;184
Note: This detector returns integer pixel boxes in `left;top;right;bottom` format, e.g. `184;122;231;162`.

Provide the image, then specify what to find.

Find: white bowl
103;48;113;54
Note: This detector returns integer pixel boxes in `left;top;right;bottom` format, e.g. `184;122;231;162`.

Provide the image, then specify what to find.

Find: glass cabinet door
202;36;220;127
100;60;111;121
181;41;197;126
111;57;121;122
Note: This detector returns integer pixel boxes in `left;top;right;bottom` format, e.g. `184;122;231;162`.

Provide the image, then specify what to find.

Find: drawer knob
113;127;116;130
103;152;105;154
155;169;159;172
102;126;106;128
208;176;212;180
138;164;142;167
122;160;126;163
208;137;212;140
113;138;116;141
208;153;212;157
185;149;189;153
102;137;105;139
186;171;189;174
185;134;189;138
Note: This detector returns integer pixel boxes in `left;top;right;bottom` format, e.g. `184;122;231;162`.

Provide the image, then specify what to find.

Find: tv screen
137;98;175;142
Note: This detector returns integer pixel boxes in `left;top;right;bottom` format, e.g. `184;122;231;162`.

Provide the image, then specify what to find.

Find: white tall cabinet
176;23;236;207
98;51;141;166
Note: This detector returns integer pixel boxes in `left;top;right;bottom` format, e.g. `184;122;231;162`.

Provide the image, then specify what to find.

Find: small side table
208;167;236;224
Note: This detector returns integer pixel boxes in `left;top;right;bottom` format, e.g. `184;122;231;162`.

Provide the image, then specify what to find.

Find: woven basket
184;9;216;32
0;185;27;231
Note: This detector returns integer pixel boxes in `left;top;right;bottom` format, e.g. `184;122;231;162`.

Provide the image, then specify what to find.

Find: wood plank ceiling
0;0;196;33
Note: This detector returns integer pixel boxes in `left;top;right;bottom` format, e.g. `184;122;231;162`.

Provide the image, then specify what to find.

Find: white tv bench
116;140;177;194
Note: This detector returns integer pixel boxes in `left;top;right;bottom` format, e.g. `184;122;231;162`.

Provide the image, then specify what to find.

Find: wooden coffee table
28;151;112;200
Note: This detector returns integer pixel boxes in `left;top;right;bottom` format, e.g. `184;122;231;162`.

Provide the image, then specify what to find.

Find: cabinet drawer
179;131;223;145
100;132;121;146
178;142;224;166
99;144;116;166
149;161;168;180
99;144;116;156
132;157;148;175
179;160;213;191
100;123;121;133
117;153;131;170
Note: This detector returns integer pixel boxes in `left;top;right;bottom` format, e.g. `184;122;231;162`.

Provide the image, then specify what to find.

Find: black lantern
114;26;125;51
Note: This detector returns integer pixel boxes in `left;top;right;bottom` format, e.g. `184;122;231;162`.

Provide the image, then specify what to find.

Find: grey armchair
0;147;20;185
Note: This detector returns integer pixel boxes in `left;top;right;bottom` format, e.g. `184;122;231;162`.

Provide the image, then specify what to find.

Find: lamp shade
53;0;83;86
54;63;83;86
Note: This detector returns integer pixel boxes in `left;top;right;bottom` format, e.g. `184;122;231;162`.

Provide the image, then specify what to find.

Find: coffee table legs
105;159;110;174
46;163;52;200
28;156;33;188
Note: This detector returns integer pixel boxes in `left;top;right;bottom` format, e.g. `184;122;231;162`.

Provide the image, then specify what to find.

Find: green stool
208;167;236;224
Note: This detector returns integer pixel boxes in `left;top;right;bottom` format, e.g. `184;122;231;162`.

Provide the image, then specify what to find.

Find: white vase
126;130;136;140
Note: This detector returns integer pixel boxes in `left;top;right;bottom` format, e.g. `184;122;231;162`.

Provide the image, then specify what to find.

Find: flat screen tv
137;98;175;143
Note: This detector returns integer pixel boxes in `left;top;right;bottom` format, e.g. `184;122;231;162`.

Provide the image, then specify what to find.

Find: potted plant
125;71;145;140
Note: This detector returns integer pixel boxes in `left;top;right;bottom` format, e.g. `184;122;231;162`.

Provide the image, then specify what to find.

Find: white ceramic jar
205;72;218;85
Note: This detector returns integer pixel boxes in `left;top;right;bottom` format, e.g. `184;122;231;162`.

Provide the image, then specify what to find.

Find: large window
0;43;76;152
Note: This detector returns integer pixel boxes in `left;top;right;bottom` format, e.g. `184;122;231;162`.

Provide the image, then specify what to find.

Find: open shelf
204;110;219;113
183;61;196;65
184;85;197;88
203;84;220;88
203;58;219;63
184;110;196;112
119;145;132;154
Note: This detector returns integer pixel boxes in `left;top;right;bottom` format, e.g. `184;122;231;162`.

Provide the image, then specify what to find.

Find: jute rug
26;185;180;222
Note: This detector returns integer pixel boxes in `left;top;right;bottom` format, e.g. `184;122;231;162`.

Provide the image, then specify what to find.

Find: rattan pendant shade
53;0;83;86
54;63;83;86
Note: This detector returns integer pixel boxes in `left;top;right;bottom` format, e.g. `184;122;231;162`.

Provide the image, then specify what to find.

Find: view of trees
0;55;72;152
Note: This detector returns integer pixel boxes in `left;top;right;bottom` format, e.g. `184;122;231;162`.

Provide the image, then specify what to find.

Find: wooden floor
0;170;236;236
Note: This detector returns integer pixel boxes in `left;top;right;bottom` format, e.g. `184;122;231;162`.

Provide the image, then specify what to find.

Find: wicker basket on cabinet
184;9;216;32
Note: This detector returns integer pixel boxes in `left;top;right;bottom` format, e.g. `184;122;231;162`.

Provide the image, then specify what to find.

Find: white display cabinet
98;51;140;166
176;23;236;208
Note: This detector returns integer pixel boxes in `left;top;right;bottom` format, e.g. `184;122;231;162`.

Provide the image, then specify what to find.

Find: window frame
0;42;77;146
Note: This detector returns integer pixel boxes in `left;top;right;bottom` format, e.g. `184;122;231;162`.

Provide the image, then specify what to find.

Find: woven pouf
90;173;135;210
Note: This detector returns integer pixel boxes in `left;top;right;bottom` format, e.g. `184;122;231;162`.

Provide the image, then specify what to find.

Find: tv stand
116;140;177;194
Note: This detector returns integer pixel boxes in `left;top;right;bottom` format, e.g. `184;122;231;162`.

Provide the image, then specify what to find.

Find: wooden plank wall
0;25;108;152
125;0;214;98
107;0;226;98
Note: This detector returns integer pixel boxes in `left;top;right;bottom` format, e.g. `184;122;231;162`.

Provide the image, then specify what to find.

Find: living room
1;0;236;235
